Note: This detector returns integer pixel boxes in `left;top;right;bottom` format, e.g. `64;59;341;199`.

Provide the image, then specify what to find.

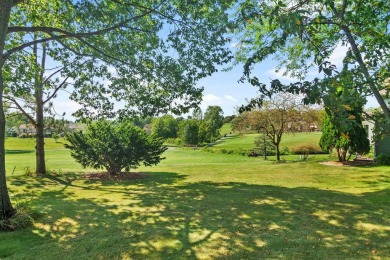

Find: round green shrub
65;120;167;175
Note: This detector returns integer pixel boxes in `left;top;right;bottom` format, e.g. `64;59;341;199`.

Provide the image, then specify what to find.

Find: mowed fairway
1;137;390;259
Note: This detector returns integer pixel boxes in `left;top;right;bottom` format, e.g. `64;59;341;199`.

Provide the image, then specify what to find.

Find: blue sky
54;45;380;120
195;46;380;117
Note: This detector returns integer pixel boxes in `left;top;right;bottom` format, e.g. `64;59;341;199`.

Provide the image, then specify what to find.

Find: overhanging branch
4;10;152;60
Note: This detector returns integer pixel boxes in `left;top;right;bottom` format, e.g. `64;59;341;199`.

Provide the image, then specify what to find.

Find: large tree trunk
0;0;15;219
0;75;14;219
34;43;46;174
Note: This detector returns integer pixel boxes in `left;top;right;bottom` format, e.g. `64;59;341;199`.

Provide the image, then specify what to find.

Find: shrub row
289;144;327;155
201;144;328;157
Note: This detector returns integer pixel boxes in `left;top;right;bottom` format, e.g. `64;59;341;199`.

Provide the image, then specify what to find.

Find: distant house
6;126;18;137
19;124;36;134
363;88;390;156
362;120;375;145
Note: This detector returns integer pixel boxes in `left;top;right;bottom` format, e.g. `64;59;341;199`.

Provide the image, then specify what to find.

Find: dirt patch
81;172;150;181
320;160;375;167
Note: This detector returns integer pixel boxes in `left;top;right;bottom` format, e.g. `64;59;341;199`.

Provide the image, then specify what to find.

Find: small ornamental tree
65;120;167;175
320;113;370;162
254;134;275;160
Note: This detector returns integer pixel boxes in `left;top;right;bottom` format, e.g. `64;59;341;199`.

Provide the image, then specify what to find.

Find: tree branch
43;77;69;105
110;0;183;23
4;10;152;60
4;96;36;125
41;67;64;85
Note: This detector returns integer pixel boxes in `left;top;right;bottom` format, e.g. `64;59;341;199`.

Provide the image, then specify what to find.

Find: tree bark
337;149;341;162
35;103;46;174
263;134;267;160
34;42;46;174
275;142;280;161
0;0;15;219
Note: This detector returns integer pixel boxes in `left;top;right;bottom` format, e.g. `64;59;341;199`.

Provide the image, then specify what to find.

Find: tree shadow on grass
2;172;389;259
5;149;34;154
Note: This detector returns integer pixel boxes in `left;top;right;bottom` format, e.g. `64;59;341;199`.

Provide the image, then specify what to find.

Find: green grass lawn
220;123;232;136
209;131;322;155
1;138;389;259
5;137;86;176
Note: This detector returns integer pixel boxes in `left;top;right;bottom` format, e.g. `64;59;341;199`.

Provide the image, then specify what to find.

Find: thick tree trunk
0;0;15;219
0;75;15;219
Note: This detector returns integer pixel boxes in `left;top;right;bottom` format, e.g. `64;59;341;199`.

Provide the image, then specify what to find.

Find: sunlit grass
5;137;85;176
213;132;322;152
2;137;389;259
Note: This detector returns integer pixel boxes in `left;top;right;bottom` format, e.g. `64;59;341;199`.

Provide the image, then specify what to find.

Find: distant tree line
151;105;225;146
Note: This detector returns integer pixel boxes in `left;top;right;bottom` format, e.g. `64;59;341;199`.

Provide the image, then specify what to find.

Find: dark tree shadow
2;172;389;259
5;150;34;154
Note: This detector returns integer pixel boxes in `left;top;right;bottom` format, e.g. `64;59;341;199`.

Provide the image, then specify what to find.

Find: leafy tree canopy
233;0;390;129
3;0;235;120
179;119;199;146
151;115;178;139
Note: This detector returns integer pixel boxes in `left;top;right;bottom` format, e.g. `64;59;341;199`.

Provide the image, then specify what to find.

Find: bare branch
43;77;69;104
42;67;64;85
4;96;37;125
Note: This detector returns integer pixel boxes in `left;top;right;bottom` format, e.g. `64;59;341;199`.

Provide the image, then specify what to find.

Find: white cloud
230;42;239;48
200;94;239;113
266;68;297;83
328;44;349;69
224;95;237;102
54;101;82;120
202;94;223;105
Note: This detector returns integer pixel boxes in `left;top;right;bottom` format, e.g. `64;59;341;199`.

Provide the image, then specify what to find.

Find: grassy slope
212;131;322;152
5;131;322;176
1;140;389;259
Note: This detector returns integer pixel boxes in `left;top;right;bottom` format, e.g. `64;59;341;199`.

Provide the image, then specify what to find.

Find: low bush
280;146;290;155
290;144;325;155
165;137;183;146
375;153;390;165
